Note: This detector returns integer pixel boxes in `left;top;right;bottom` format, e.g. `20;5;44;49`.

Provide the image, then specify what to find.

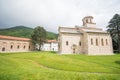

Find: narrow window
106;39;108;45
10;45;13;49
79;41;81;46
29;46;30;49
91;38;93;45
17;45;19;49
23;46;25;49
96;38;98;46
52;48;54;51
86;19;88;23
66;41;68;46
101;38;104;46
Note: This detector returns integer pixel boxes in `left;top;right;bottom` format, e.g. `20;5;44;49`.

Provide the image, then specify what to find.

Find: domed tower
82;16;96;28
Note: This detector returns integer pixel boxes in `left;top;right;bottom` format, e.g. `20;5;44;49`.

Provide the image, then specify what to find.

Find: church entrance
73;49;75;54
71;44;77;54
2;47;5;51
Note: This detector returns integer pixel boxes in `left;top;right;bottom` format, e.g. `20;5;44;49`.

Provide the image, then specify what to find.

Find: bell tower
82;16;96;28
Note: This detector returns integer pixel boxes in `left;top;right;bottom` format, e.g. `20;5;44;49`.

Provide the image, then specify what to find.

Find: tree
107;14;120;53
31;26;46;51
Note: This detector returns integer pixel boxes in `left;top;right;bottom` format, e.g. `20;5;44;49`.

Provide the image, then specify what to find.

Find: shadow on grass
50;51;57;54
115;61;120;65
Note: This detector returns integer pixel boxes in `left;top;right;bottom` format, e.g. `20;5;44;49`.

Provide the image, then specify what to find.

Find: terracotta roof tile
47;40;58;43
0;35;31;41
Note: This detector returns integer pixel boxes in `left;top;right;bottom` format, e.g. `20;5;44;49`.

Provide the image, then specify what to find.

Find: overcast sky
0;0;120;33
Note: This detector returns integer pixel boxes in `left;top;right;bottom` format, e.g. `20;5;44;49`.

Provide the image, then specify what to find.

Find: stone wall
59;33;83;54
87;33;113;55
0;39;33;52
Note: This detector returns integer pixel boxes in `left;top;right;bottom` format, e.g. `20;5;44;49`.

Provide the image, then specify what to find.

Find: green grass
0;52;120;80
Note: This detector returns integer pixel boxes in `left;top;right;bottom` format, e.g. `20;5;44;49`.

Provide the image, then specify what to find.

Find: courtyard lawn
0;52;120;80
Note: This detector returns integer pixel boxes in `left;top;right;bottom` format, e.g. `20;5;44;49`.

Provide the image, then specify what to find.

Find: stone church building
58;16;113;55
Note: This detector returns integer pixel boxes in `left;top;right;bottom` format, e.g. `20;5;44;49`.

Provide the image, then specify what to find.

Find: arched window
91;38;93;45
10;42;14;49
10;45;13;49
2;47;5;51
106;39;108;45
96;38;98;46
101;38;104;46
66;41;68;46
2;42;7;51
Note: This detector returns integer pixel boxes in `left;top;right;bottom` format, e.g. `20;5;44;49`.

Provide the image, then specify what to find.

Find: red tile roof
0;35;31;41
47;40;58;43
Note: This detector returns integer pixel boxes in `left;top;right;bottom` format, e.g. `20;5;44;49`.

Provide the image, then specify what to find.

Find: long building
0;35;33;52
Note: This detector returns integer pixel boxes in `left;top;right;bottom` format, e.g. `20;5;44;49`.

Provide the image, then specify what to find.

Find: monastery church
58;16;113;55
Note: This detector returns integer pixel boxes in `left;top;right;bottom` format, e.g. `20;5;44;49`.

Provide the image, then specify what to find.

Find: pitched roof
47;40;58;43
0;35;31;41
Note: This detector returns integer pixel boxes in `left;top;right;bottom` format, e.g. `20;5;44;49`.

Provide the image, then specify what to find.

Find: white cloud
0;0;120;32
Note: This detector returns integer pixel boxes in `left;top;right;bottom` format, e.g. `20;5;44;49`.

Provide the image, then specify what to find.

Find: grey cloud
0;0;120;32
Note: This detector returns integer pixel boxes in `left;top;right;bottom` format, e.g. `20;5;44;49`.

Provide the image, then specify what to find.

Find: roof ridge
0;35;30;41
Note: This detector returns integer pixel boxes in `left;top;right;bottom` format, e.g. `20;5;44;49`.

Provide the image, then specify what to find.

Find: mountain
0;26;57;39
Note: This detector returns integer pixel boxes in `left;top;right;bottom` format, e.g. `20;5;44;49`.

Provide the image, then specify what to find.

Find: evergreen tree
31;26;46;51
107;14;120;52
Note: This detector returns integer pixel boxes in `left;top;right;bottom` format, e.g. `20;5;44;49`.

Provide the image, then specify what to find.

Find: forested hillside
0;26;57;39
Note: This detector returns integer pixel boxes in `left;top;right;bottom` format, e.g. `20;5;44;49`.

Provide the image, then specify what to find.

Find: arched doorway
2;42;7;52
2;47;5;51
73;48;75;53
71;44;77;54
